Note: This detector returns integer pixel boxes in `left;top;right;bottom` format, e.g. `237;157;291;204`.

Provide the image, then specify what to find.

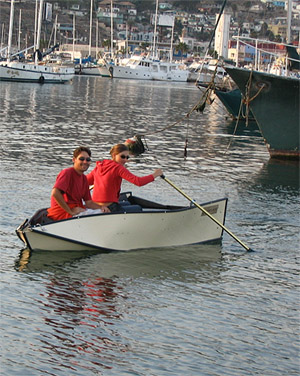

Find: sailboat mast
152;0;159;59
7;0;15;61
1;23;4;52
111;0;114;58
89;0;93;57
169;16;174;63
96;19;99;58
287;0;291;43
18;9;22;52
34;0;38;52
73;14;76;60
54;14;58;46
35;0;44;61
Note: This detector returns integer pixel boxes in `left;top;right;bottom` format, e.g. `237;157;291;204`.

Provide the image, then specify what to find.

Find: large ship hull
214;88;255;121
225;67;299;159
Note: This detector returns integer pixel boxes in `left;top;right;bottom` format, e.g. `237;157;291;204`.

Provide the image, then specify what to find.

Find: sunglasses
78;157;91;162
120;155;130;160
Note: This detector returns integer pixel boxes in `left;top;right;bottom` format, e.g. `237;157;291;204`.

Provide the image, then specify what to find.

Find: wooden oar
161;175;253;252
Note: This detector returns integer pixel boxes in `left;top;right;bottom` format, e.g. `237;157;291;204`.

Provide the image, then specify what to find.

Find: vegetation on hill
0;0;295;54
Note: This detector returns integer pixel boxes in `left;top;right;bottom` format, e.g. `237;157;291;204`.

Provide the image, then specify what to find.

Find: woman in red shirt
86;144;163;212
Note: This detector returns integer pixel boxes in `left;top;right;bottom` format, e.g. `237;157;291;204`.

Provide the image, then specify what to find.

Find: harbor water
1;77;299;375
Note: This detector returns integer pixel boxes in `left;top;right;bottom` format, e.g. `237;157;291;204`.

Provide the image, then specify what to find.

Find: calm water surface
1;77;299;375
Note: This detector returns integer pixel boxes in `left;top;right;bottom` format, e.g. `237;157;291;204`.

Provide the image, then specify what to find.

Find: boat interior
27;192;186;227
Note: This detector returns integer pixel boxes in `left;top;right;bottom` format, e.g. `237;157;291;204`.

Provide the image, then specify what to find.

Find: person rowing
86;144;163;213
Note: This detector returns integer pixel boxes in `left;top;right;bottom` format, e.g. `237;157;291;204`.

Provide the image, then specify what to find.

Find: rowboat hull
16;195;228;252
225;67;300;159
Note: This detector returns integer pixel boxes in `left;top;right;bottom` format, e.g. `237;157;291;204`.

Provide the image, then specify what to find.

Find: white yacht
109;55;153;80
151;61;189;82
109;55;188;82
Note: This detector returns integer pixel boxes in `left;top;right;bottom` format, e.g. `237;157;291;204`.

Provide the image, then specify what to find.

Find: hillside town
1;0;300;65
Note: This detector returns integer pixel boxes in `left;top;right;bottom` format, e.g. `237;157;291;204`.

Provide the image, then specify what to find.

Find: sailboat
97;0;117;78
75;0;103;76
0;0;74;83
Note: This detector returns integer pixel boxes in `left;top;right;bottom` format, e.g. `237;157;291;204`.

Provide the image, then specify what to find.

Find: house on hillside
96;0;136;26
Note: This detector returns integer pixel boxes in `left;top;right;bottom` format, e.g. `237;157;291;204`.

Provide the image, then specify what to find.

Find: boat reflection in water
250;158;300;193
15;243;223;280
15;248;102;272
14;244;223;368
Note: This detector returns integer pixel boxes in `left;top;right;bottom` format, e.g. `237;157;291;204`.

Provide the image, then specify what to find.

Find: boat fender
38;75;45;84
125;135;146;156
109;66;113;78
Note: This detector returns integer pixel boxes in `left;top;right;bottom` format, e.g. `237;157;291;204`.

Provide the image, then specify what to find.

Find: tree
274;34;282;43
174;19;184;36
259;22;268;36
244;1;252;10
230;3;238;18
102;39;111;50
266;30;275;41
139;42;149;51
208;49;218;59
175;42;189;55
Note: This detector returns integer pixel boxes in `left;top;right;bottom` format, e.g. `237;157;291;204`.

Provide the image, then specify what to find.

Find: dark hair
110;144;128;158
73;146;91;158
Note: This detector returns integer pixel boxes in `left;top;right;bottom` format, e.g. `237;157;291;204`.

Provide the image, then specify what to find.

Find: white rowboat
16;192;228;252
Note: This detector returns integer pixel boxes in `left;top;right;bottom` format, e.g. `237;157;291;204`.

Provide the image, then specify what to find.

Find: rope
138;82;215;139
184;117;190;158
224;69;266;153
224;97;244;154
243;70;266;127
243;83;266;103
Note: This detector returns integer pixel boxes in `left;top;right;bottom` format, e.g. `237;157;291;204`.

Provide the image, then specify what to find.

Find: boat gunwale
225;66;300;83
26;196;228;229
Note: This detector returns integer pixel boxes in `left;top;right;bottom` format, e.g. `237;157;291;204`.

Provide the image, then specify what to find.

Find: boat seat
119;199;131;206
29;208;53;226
123;205;142;213
119;198;142;212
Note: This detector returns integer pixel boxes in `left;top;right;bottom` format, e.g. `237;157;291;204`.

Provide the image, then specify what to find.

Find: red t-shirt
86;159;154;203
50;167;91;208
